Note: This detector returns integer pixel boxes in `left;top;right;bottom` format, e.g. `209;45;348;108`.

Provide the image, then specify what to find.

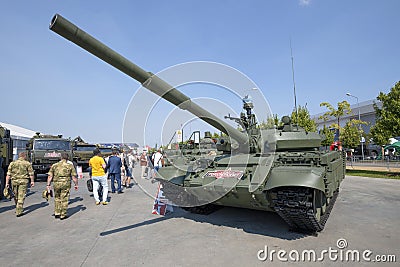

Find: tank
26;132;73;180
49;14;346;232
0;124;13;199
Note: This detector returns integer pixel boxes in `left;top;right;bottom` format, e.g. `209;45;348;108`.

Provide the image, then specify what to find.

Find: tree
341;119;367;148
319;100;351;140
318;107;334;148
320;125;335;148
291;105;317;132
370;81;400;146
259;114;281;129
211;132;220;139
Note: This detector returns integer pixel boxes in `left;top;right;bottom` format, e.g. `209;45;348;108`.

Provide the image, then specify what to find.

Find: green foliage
341;119;367;148
319;100;351;140
371;126;389;146
291;105;317;132
371;81;400;146
363;133;373;146
259;114;281;129
320;125;335;147
211;132;220;138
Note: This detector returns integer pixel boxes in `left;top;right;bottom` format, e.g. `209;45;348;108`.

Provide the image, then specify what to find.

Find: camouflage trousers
11;179;28;216
53;179;71;218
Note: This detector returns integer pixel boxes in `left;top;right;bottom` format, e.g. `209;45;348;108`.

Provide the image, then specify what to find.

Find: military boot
16;206;23;217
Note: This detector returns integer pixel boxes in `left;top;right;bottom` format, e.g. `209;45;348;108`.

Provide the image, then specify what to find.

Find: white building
0;122;37;160
312;100;382;134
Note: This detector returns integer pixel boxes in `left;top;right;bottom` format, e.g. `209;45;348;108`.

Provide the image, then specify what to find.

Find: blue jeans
92;175;108;202
109;173;122;193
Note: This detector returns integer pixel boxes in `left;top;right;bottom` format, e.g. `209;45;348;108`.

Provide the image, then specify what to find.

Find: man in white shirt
151;149;163;177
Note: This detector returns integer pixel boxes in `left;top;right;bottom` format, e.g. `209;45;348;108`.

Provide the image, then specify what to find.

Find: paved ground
0;167;399;266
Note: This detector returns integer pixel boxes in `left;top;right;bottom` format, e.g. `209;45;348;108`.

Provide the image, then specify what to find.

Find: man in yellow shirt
89;148;108;205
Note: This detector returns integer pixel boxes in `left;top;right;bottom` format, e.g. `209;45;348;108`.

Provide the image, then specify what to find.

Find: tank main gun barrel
49;14;248;145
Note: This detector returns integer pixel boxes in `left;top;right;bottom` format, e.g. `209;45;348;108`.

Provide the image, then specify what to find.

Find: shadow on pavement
178;207;307;240
98;206;307;240
24;201;49;215
0;203;15;214
69;196;84;205
26;191;36;197
99;216;170;236
68;204;86;217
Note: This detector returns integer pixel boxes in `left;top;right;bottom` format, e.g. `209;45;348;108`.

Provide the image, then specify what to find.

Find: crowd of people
89;147;138;205
139;149;164;180
4;148;165;219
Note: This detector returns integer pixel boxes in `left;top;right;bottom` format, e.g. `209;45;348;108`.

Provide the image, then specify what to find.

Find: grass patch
346;169;400;179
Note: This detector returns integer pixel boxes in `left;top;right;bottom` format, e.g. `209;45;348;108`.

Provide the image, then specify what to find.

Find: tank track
271;187;339;232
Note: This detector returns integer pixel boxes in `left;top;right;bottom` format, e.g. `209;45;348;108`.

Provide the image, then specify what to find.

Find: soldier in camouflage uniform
5;152;35;217
47;153;78;220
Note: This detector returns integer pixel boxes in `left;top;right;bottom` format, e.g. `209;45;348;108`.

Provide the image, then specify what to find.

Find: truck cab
27;133;73;179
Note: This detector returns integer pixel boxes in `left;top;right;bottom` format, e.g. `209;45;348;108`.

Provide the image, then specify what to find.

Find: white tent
0;122;36;139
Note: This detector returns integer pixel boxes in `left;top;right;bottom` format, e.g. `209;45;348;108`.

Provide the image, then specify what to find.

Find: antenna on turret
290;39;298;127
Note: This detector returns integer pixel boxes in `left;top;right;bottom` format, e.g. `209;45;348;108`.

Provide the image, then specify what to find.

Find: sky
1;0;399;146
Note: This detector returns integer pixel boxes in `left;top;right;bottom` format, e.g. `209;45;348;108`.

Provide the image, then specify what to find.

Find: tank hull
158;149;345;232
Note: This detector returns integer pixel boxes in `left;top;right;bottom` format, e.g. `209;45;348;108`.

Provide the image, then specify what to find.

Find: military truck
0;124;13;199
26;132;73;179
97;146;113;158
72;136;97;169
